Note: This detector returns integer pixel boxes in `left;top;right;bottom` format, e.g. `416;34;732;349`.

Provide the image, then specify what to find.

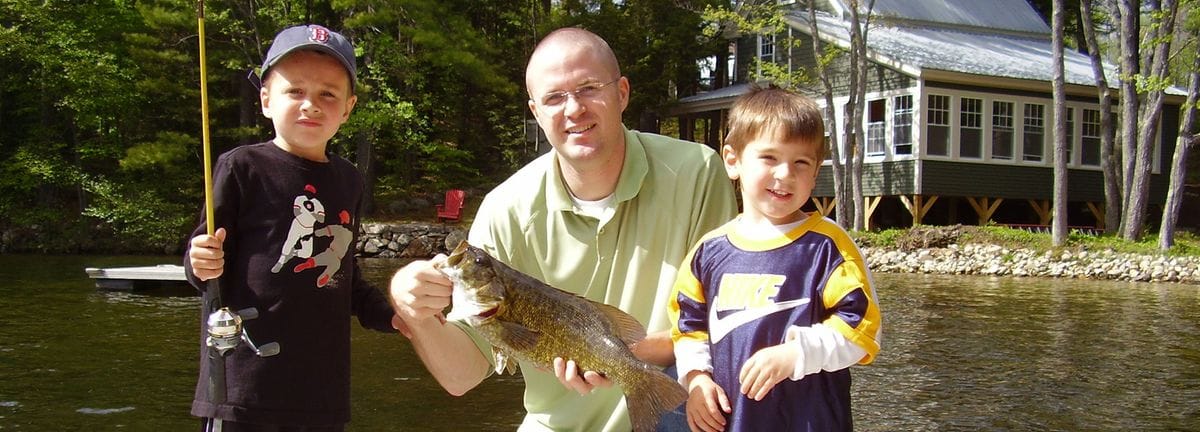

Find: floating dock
84;264;189;290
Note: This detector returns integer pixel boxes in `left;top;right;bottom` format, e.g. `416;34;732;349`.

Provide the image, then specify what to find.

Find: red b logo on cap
309;26;330;44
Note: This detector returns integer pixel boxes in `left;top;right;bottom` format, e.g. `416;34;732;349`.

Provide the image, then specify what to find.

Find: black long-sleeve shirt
184;142;396;426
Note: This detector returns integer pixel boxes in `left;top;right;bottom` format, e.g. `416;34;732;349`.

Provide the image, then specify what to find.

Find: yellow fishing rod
196;0;225;408
195;1;280;411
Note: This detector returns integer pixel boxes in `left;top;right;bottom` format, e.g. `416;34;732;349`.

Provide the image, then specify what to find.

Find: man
389;27;736;431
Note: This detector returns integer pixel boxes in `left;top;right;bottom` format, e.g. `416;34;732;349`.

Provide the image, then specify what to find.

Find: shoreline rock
356;222;466;259
863;244;1200;285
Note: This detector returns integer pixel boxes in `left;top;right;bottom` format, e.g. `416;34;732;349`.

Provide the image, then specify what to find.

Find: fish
437;241;688;432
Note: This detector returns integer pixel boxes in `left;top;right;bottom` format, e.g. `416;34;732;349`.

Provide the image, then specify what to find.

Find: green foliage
3;0;1194;254
701;1;814;90
850;227;905;248
971;225;1054;250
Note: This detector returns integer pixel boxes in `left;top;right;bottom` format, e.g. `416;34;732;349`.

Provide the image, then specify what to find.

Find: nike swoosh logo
708;298;811;344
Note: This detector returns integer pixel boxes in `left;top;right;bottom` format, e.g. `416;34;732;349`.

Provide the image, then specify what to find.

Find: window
1065;108;1074;164
1023;103;1045;162
926;95;950;156
959;97;983;159
893;95;913;155
992;101;1014;160
1081;109;1101;166
759;34;775;63
867;99;886;156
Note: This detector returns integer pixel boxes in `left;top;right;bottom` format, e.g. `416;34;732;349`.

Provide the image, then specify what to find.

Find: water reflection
856;273;1200;431
0;256;1197;431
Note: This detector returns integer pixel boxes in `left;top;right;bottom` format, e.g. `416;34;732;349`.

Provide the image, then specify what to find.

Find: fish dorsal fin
497;320;541;352
591;301;647;346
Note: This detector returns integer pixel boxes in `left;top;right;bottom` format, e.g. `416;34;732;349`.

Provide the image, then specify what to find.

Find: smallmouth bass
437;241;687;432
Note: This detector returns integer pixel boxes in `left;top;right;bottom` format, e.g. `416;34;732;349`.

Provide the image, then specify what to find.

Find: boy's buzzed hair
724;85;826;158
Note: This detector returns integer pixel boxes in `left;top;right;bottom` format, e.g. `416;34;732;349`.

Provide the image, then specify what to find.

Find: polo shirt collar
546;126;648;212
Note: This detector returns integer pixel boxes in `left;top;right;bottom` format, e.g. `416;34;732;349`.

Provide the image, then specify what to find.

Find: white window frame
959;97;984;159
893;95;914;156
759;34;775;63
1022;103;1045;163
926;94;951;157
991;100;1015;160
867;99;887;156
1064;107;1075;165
1081;108;1102;167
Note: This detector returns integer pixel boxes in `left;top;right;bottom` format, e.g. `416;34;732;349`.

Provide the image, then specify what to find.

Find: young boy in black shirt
185;24;398;432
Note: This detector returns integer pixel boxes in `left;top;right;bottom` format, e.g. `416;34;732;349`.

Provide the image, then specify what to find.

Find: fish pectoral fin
593;302;647;346
492;349;520;375
497;321;541;352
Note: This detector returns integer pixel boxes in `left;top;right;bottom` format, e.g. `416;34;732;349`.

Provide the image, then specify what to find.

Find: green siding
815;159;1168;203
815;160;917;196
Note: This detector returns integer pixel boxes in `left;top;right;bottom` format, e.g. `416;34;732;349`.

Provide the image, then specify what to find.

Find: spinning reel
206;307;280;357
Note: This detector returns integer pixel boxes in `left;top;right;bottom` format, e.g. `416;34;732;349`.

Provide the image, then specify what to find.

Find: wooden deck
84;264;188;290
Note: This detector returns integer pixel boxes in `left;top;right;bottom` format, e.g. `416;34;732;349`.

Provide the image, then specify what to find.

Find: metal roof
675;2;1182;110
869;0;1050;35
788;10;1120;88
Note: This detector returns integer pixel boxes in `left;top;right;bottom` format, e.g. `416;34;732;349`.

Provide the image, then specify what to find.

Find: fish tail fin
625;367;688;432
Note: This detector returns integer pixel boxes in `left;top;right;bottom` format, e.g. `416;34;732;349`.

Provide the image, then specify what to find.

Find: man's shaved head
525;28;621;93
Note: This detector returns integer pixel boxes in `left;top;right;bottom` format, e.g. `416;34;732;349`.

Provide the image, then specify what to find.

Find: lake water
0;254;1197;431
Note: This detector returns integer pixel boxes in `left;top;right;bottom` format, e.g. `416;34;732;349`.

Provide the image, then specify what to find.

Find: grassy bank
853;225;1200;258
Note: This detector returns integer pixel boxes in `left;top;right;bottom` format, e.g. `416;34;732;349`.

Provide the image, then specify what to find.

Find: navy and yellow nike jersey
669;213;882;431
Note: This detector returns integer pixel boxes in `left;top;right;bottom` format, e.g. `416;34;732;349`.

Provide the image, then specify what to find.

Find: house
668;0;1185;231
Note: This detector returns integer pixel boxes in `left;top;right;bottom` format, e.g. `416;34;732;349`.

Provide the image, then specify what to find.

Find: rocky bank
356;222;1200;285
863;243;1200;284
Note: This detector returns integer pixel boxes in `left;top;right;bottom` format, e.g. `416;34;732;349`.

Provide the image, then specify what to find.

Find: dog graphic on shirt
271;184;325;274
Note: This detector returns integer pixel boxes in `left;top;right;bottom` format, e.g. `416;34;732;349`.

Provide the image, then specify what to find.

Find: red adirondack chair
436;189;466;222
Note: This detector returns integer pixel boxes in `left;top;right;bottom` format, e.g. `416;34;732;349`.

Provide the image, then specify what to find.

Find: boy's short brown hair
724;85;826;157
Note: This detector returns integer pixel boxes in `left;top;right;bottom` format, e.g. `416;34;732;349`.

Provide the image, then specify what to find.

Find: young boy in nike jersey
184;24;398;431
668;85;882;432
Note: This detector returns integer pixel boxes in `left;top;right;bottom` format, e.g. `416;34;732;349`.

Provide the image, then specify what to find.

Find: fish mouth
446;241;470;267
477;307;499;319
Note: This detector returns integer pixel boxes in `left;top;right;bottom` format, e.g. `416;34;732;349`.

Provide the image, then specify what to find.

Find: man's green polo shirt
461;127;737;432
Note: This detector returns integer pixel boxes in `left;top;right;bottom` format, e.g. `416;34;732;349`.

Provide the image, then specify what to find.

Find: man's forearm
406;318;491;396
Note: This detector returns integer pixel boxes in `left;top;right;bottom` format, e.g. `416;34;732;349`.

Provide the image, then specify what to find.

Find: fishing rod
196;1;281;409
196;0;228;407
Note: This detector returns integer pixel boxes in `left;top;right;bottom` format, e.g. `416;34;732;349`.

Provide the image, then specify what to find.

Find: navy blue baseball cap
254;24;357;91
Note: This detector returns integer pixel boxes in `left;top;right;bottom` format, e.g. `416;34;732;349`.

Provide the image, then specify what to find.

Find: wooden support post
813;197;837;217
900;195;939;226
1086;202;1105;230
863;196;881;231
966;197;1004;225
1029;199;1052;225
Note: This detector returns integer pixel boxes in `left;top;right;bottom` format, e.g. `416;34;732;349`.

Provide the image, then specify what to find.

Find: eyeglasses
534;78;621;109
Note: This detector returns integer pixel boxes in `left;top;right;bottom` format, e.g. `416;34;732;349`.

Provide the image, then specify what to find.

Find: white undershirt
569;192;616;221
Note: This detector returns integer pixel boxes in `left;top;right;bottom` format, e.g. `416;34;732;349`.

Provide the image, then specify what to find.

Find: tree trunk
806;0;850;227
846;0;874;231
355;132;375;216
238;70;258;145
1123;0;1178;240
1159;29;1199;249
1113;0;1139;234
1080;0;1121;233
1051;0;1068;246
